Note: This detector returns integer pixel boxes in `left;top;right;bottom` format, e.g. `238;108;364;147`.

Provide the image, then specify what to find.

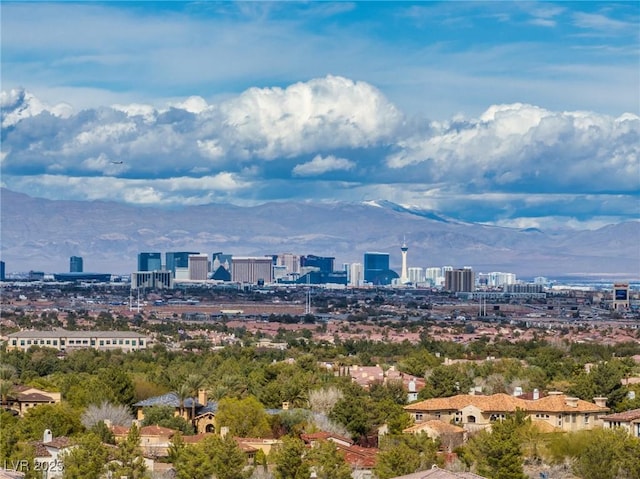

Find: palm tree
176;383;191;421
0;380;15;408
0;365;17;409
184;374;206;426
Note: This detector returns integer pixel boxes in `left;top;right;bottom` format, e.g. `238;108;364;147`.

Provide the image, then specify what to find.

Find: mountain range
1;188;638;280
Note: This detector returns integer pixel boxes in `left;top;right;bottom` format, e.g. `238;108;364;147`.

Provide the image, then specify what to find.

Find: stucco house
30;430;73;479
133;390;217;434
2;385;61;417
404;392;609;433
403;420;465;452
601;408;640;438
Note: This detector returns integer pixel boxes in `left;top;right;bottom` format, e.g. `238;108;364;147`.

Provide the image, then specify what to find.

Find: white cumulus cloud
292;154;355;177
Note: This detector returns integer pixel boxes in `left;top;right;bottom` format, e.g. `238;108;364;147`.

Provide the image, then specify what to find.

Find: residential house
341;364;426;402
30;430;73;479
133;390;217;434
300;431;378;479
3;385;61;416
112;425;176;458
402;420;465;452
601;408;640;438
404;392;609;433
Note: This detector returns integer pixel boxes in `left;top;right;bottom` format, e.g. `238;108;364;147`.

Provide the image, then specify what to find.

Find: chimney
565;397;578;408
593;397;608;408
533;389;540;400
198;389;207;405
43;429;52;443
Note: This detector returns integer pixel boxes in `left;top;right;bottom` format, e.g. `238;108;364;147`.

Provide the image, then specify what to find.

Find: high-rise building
445;268;475;292
408;267;424;285
166;252;198;275
349;262;363;287
138;252;162;272
131;271;174;290
69;256;83;273
0;261;5;281
612;283;630;311
231;257;273;284
400;240;409;283
425;267;441;286
188;254;210;281
276;253;301;274
364;252;398;285
300;255;334;273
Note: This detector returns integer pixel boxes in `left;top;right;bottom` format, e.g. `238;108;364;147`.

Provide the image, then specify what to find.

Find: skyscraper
0;261;5;281
408;267;424;285
231;257;273;284
364;252;399;285
300;255;334;273
188;254;210;281
70;256;83;273
349;262;363;287
166;252;198;275
138;252;162;272
445;268;475;292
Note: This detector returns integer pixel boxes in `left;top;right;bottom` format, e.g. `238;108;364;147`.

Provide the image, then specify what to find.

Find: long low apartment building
6;328;149;352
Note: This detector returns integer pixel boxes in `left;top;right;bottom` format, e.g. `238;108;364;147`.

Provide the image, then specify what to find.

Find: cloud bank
1;76;638;228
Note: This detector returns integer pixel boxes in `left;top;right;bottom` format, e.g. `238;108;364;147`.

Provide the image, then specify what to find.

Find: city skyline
1;2;638;231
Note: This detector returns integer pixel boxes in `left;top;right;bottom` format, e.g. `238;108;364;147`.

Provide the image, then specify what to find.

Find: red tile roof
601;408;640;422
405;393;608;415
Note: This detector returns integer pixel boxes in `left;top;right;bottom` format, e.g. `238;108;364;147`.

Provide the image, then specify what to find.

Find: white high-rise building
349;263;363;287
400;240;409;283
188;254;209;281
276;253;300;274
408;267;424;285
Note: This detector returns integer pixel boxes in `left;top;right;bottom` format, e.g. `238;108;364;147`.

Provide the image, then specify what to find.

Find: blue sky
1;1;639;229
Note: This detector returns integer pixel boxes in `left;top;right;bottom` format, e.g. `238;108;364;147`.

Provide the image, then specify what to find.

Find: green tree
273;436;310;479
19;403;84;440
99;366;136;406
374;440;420;479
216;396;271;438
108;423;147;479
420;365;473;399
329;394;371;438
0;410;21;464
466;414;527;479
374;433;439;479
573;427;639;479
171;439;212;479
202;434;251;479
568;361;627;409
307;440;352;479
141;405;193;435
61;433;108;479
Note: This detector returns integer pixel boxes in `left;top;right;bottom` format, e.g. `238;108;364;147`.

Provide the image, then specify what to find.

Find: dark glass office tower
364;252;398;285
138;252;162;272
70;256;83;273
300;254;335;273
165;252;198;274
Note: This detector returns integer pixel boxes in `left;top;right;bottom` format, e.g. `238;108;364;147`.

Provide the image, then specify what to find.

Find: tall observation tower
400;239;409;283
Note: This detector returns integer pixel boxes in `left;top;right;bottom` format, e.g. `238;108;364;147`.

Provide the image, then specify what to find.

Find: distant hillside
1;188;638;279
